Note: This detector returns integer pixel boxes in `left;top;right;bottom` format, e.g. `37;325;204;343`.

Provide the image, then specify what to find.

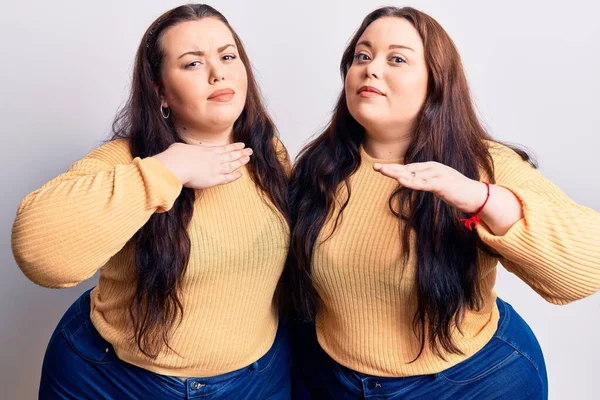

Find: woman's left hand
373;162;488;213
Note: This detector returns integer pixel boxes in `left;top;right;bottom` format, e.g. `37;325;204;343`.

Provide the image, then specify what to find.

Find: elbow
11;224;86;289
540;277;600;305
12;250;84;289
21;268;81;289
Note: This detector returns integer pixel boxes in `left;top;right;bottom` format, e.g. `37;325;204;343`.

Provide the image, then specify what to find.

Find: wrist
152;147;187;185
459;181;491;230
462;180;490;214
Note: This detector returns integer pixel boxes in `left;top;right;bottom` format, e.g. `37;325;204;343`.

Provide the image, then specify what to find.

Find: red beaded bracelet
460;182;490;231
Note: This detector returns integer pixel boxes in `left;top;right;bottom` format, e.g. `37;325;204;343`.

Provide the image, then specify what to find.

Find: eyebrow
178;44;236;59
356;40;415;52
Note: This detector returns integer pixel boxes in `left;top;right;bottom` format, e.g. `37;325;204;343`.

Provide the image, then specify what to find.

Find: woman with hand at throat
289;6;600;400
12;4;292;399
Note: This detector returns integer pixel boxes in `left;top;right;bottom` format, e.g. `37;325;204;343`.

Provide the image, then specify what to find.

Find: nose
208;61;225;84
365;57;383;80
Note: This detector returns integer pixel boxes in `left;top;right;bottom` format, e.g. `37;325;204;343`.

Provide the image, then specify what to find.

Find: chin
351;109;386;129
209;109;243;126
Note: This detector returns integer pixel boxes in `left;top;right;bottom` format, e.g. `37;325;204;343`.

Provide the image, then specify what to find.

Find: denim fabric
293;298;547;400
40;288;292;399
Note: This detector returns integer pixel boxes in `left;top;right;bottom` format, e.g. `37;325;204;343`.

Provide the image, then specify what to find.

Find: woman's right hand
152;142;252;189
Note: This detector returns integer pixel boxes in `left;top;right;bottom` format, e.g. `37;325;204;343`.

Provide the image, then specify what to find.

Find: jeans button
191;382;205;390
367;380;381;390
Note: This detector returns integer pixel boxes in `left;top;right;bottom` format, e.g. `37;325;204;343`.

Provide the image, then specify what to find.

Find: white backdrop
1;1;598;398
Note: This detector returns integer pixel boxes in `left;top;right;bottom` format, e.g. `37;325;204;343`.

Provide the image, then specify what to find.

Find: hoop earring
160;106;170;119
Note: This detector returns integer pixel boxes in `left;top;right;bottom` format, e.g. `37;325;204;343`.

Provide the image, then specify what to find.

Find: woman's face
159;18;248;134
345;17;428;141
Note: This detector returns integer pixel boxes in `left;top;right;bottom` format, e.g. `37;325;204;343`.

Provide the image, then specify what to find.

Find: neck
176;124;234;145
362;131;412;160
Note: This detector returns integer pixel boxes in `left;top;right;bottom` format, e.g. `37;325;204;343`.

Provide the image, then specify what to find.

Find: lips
208;88;235;101
357;86;385;96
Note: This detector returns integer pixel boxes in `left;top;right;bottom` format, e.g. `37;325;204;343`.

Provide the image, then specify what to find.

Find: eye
390;56;407;64
222;54;237;61
185;61;203;69
354;52;371;62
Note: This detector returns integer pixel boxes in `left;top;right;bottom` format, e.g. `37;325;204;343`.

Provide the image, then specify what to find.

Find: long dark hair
288;6;533;359
111;4;289;358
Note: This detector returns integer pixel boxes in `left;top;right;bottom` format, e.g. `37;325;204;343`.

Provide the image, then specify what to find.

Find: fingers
220;155;251;174
398;170;439;191
211;142;246;153
373;163;440;192
373;164;405;180
404;162;437;173
219;148;253;163
215;171;244;185
374;162;436;173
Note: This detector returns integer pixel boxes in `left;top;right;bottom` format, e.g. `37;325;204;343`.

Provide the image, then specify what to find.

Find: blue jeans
39;289;291;399
293;298;548;399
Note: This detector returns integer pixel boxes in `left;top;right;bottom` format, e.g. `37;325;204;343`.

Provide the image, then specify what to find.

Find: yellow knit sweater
11;138;290;377
312;142;600;377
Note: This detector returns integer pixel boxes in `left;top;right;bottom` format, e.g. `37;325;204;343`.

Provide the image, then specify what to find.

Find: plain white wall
1;0;598;398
